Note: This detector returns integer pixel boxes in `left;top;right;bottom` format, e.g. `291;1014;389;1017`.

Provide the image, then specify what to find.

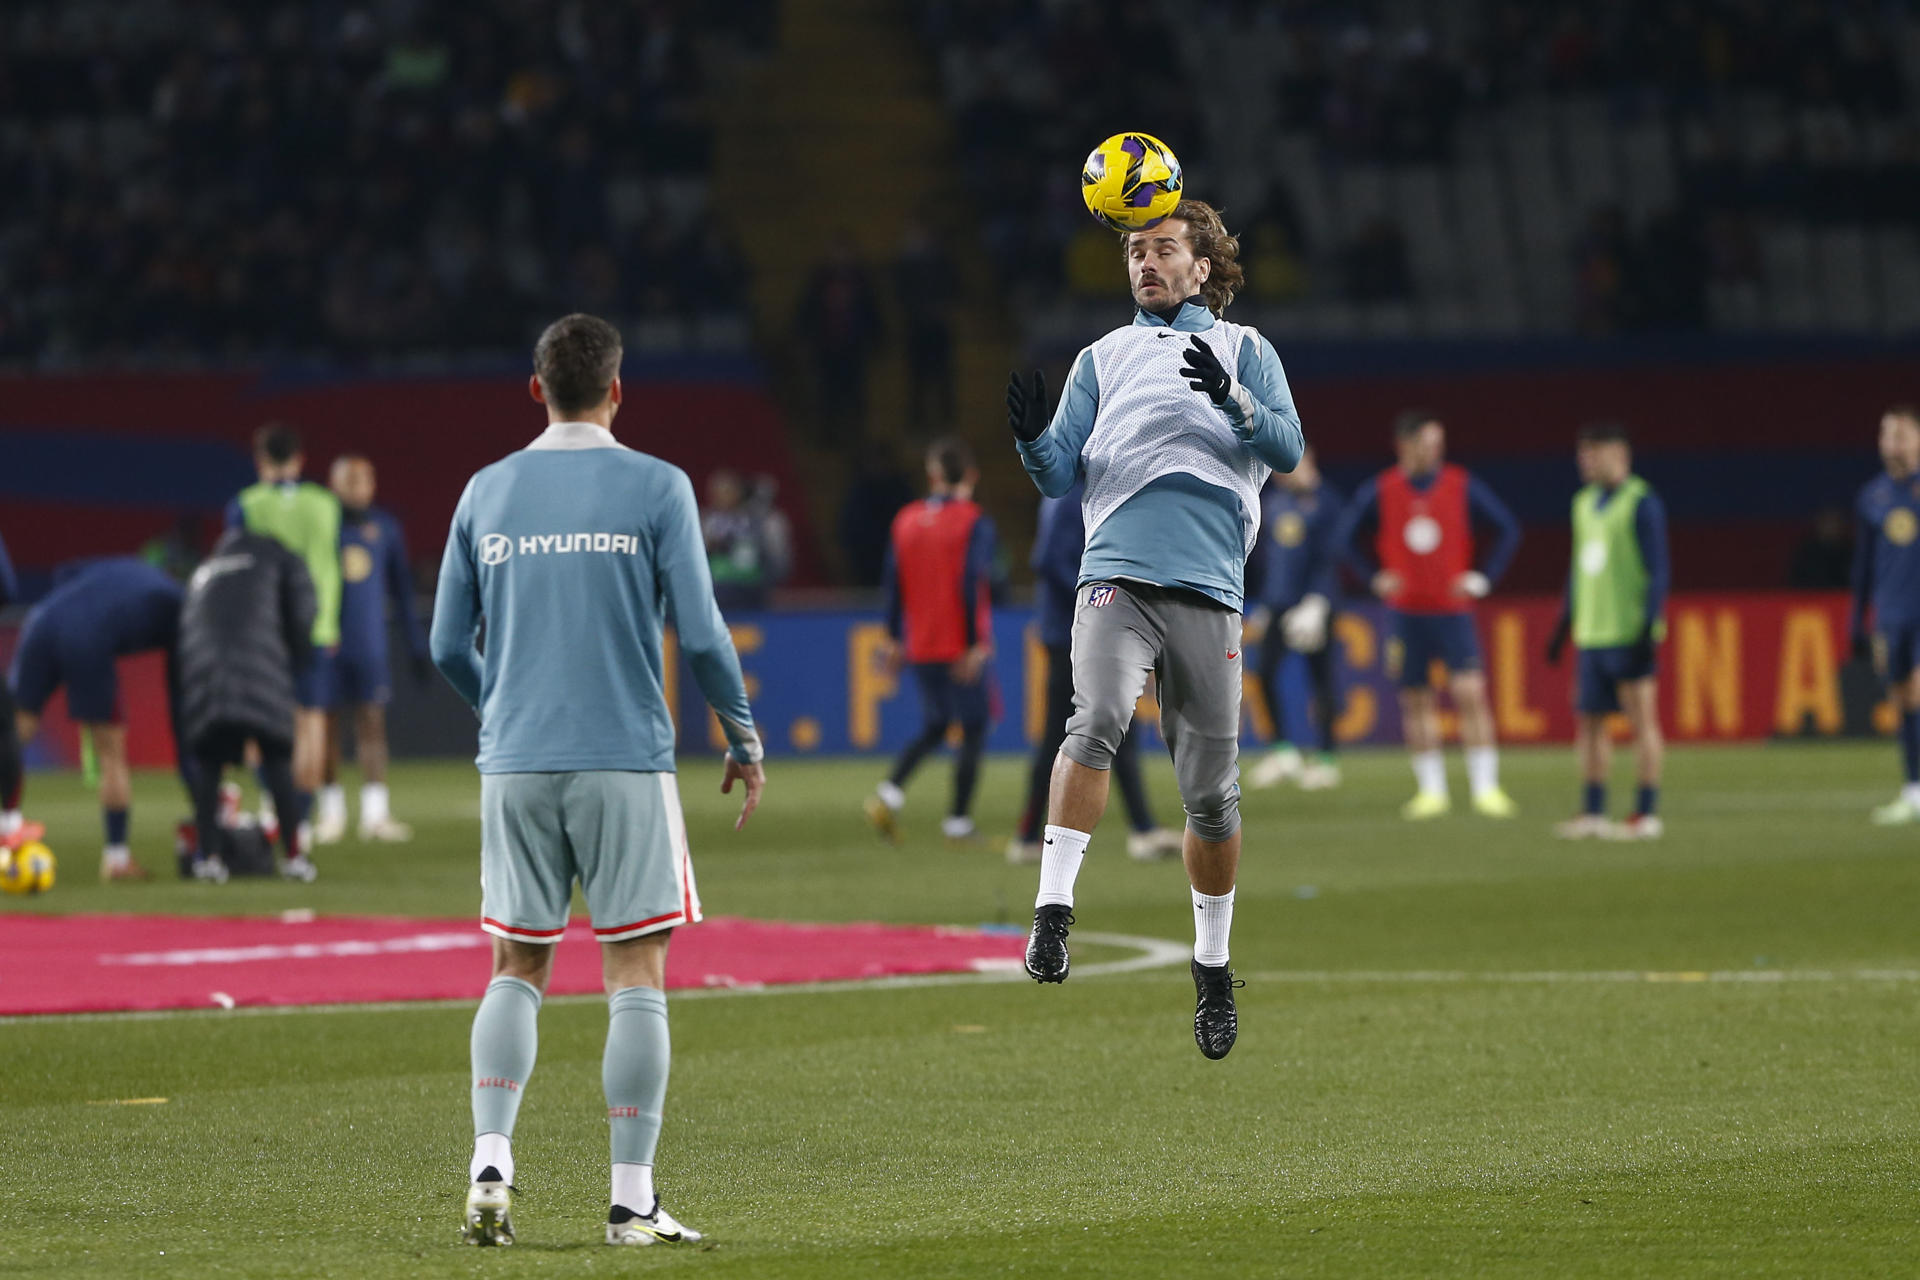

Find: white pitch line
1238;969;1920;985
0;930;1191;1025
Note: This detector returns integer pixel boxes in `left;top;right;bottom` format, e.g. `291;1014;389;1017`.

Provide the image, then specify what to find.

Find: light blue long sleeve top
1014;299;1305;611
430;421;759;774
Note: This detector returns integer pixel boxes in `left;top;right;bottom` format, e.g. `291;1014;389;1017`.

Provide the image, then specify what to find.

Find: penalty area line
0;930;1191;1025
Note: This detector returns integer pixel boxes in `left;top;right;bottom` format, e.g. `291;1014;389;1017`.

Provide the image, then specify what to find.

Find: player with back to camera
1246;445;1347;791
1849;404;1920;825
431;313;765;1249
1546;424;1671;840
1334;411;1521;820
863;437;998;843
228;423;341;875
1007;199;1305;1060
8;557;188;880
313;454;430;845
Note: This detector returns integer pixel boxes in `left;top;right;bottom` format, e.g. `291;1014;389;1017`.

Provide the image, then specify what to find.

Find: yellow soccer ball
1080;132;1183;232
0;840;56;894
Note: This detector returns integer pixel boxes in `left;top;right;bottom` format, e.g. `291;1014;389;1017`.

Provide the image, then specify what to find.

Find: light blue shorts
479;771;702;944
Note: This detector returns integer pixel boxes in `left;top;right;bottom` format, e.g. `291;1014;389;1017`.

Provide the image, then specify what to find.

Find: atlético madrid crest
1088;584;1116;609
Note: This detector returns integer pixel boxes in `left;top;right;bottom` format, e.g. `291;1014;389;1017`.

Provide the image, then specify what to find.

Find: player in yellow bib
226;423;341;875
1547;424;1670;840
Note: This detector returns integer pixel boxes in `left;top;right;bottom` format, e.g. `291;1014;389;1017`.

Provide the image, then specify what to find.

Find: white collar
526;421;625;451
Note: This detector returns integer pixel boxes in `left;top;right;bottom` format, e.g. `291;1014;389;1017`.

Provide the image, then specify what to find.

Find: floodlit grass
3;743;1917;1277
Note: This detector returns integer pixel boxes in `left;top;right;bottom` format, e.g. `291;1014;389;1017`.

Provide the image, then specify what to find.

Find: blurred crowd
918;0;1920;325
0;0;766;366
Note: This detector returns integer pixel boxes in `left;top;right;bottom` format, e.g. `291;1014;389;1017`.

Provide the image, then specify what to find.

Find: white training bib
1078;319;1272;556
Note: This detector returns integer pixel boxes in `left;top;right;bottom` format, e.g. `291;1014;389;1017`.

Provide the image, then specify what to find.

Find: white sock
1411;750;1447;797
612;1162;655;1213
876;780;905;812
0;811;20;838
1903;783;1920;808
1036;824;1090;907
470;1132;512;1184
318;785;346;824
941;815;975;838
360;782;390;825
103;844;131;869
294;822;313;858
1192;887;1234;966
1466;746;1500;797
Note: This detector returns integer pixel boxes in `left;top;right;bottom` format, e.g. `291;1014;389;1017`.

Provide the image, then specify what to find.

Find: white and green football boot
606;1200;703;1246
462;1170;514;1246
1871;796;1920;825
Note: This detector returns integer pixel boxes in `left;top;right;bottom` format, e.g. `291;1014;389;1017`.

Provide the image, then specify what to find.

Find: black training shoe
1025;904;1074;983
1191;959;1244;1060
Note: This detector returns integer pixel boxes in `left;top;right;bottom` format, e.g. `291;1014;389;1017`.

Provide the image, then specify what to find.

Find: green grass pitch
3;743;1918;1278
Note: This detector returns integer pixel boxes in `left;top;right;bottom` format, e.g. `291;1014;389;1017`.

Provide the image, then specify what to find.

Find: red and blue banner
8;592;1891;769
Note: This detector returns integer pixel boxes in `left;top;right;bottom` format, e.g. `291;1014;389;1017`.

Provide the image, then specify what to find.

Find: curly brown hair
1122;199;1245;315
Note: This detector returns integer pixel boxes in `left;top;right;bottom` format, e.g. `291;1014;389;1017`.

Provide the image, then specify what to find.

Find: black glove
1851;628;1874;663
1628;620;1659;670
1006;369;1048;443
411;653;434;686
1545;614;1571;666
1179;335;1231;405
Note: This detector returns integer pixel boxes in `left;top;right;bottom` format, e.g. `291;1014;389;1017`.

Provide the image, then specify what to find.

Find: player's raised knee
1182;785;1241;844
1060;707;1125;770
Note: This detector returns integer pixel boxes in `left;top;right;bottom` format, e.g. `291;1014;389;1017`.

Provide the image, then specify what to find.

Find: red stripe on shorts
482;918;566;940
592;910;685;939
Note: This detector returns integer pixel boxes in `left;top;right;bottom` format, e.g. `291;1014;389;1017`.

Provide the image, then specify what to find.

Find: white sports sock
1;811;20;838
360;782;390;825
1036;825;1090;907
1903;783;1920;808
1466;746;1500;797
318;785;346;824
876;780;905;812
612;1162;655;1213
103;844;131;869
470;1132;512;1184
1192;887;1234;966
1411;750;1447;798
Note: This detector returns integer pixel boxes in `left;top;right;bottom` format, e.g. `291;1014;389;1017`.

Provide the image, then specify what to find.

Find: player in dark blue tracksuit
0;531;27;849
1245;448;1346;789
8;556;187;878
1007;479;1180;864
316;455;430;843
1850;405;1920;824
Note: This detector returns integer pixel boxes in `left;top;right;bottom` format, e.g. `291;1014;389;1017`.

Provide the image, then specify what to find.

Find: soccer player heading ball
1007;197;1305;1060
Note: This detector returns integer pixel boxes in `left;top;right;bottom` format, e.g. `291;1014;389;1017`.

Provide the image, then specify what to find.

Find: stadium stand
919;0;1920;339
0;0;765;365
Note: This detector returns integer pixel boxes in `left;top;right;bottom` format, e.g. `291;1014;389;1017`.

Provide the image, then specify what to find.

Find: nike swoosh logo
1226;650;1240;660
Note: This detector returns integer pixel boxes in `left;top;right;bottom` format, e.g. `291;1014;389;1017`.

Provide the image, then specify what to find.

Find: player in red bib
866;438;998;842
1336;410;1521;818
